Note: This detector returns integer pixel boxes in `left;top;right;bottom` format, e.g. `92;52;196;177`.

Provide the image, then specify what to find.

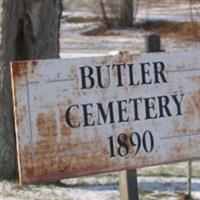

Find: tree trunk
120;0;133;27
0;0;62;179
100;0;112;29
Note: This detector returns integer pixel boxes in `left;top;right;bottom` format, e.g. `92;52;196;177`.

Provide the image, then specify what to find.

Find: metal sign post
119;170;138;200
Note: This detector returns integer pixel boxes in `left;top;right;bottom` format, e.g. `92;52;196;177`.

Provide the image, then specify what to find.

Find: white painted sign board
11;51;200;185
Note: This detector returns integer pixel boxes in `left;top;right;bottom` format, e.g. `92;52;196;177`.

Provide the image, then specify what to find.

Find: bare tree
98;0;136;28
100;0;112;28
120;0;134;27
0;0;62;179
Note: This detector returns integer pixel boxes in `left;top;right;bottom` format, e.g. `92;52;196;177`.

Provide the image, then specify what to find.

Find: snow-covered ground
136;1;200;22
1;1;200;200
60;0;200;58
0;168;200;200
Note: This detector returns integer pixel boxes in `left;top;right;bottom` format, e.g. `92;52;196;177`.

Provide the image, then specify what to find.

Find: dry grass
66;16;101;23
81;16;200;42
176;193;193;200
137;20;200;42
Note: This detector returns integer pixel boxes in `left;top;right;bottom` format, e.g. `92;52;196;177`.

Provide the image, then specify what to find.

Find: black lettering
144;97;157;120
153;61;167;83
143;130;154;153
128;64;140;86
129;98;142;121
130;131;141;156
172;94;184;116
112;63;126;87
80;66;95;89
96;65;111;89
82;103;95;127
108;136;116;158
158;95;172;118
117;100;129;122
117;133;129;157
65;105;80;128
97;102;114;125
141;62;152;85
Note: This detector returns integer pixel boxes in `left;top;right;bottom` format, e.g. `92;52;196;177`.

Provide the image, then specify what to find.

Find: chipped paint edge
10;62;23;186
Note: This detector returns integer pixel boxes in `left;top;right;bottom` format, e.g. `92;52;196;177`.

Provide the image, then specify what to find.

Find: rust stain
36;111;57;137
16;106;26;125
70;67;76;77
67;100;73;105
24;166;35;180
61;122;71;137
31;60;39;66
190;91;200;113
114;51;137;64
11;62;28;79
59;111;71;137
20;122;156;184
58;103;78;136
20;137;114;184
111;124;116;132
175;90;200;134
174;145;182;155
112;67;118;77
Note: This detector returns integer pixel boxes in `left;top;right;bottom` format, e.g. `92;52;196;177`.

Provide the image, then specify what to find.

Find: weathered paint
11;51;200;185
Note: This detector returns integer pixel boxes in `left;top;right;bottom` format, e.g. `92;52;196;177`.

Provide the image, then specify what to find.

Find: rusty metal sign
11;51;200;185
